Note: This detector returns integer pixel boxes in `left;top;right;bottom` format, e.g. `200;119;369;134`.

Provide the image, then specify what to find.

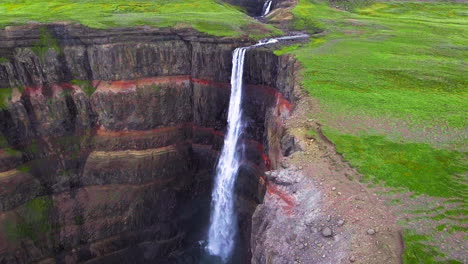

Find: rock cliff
0;24;298;263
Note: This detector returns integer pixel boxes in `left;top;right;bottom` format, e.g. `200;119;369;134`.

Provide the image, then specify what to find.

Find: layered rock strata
0;24;298;263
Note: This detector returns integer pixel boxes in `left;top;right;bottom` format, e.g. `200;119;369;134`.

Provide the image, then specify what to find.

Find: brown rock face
0;25;298;263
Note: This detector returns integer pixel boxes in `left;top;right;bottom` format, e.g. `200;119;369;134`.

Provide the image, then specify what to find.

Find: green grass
288;1;467;262
324;130;467;198
403;229;462;264
0;0;279;37
288;0;467;196
291;0;467;129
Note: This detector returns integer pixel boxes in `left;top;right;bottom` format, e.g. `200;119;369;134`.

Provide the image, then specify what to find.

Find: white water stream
206;34;308;262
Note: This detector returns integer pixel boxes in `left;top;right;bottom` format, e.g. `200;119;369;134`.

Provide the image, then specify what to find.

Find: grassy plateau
282;0;467;262
0;0;278;37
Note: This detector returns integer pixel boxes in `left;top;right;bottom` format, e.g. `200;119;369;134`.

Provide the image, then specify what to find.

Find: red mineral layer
20;76;291;112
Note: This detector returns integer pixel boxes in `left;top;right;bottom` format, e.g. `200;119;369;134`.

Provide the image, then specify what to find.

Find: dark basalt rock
0;24;299;264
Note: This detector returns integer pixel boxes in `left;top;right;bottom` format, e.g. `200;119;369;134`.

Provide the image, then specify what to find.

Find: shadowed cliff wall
0;24;298;263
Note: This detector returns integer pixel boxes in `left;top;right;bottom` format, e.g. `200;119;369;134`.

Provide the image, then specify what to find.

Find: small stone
322;254;326;258
349;256;356;262
298;166;303;170
337;192;342;196
337;220;345;226
299;244;304;250
367;229;376;235
327;215;331;221
322;227;333;237
332;187;337;191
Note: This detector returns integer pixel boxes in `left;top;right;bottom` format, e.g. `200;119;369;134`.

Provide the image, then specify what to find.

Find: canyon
0;1;412;263
0;24;301;263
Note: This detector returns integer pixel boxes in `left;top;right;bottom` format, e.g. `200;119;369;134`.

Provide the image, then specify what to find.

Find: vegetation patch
402;230;455;264
31;27;61;59
324;130;467;198
0;88;12;110
4;197;53;242
0;0;278;38
288;1;467;262
4;147;21;156
71;79;95;97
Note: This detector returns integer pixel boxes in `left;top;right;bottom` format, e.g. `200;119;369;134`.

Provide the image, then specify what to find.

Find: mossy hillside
0;0;280;38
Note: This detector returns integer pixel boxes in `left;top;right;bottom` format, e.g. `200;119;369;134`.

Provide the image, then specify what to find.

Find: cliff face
0;24;298;263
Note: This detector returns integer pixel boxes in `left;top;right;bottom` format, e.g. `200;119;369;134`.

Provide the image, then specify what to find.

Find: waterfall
206;46;247;261
262;0;273;16
206;34;309;262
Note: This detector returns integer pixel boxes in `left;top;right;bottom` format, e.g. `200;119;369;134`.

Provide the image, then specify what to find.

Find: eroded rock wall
0;24;298;263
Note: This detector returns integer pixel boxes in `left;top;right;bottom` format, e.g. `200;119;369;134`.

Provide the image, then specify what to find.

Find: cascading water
206;46;247;262
205;34;309;262
262;0;273;16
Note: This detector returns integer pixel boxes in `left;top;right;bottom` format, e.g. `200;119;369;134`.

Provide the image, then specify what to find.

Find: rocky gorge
0;23;302;263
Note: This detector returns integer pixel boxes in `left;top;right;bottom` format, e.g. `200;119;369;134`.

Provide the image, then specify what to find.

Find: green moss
71;79;95;96
31;27;61;59
61;89;72;97
17;164;30;173
0;88;13;110
151;85;161;93
4;147;21;156
0;57;9;63
5;197;53;242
